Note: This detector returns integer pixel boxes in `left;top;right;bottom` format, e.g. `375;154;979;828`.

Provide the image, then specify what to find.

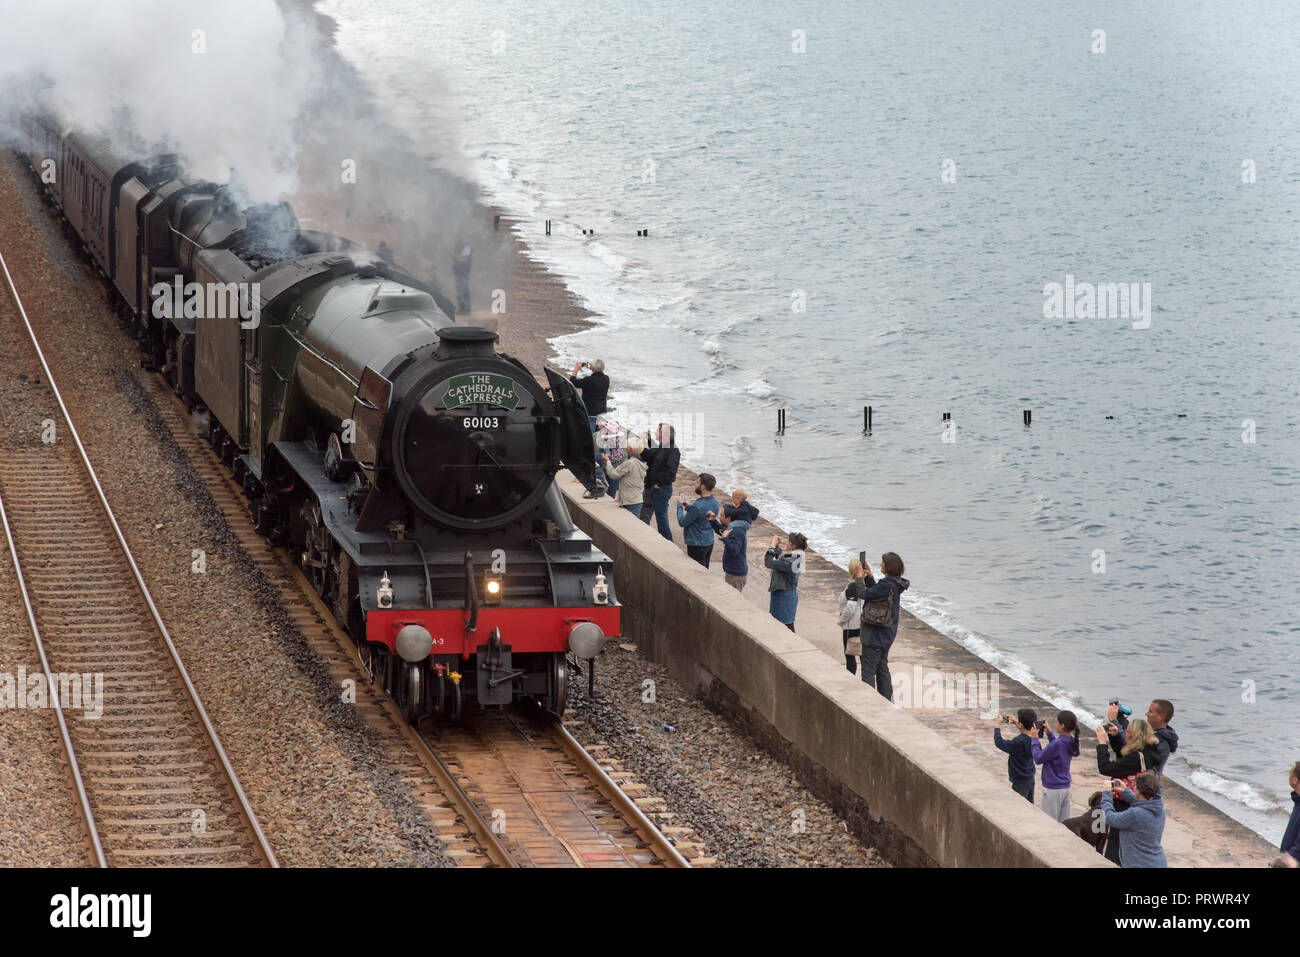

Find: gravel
568;644;888;867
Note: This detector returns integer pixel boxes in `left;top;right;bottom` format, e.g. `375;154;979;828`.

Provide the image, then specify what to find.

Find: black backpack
860;581;895;629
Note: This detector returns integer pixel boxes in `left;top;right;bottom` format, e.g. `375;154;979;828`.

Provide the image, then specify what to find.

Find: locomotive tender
15;107;619;721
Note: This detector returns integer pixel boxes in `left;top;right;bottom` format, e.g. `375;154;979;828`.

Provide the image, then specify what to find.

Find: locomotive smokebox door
544;368;602;493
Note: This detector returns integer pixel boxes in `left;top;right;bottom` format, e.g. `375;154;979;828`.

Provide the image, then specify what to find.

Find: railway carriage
14;106;619;721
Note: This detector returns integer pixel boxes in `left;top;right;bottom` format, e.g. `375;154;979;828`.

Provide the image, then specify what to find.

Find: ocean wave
1184;761;1290;814
744;379;775;400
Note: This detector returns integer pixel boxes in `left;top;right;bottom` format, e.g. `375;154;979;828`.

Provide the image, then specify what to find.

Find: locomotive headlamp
567;621;605;660
484;577;502;605
377;571;394;609
592;568;609;605
395;624;433;663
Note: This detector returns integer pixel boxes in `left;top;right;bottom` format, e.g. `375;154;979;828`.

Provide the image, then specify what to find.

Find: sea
315;0;1300;842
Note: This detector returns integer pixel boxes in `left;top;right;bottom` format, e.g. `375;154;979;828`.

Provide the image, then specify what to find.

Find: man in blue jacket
676;473;721;568
708;507;751;591
1100;771;1168;868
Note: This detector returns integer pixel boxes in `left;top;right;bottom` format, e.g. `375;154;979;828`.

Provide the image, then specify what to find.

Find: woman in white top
603;434;647;516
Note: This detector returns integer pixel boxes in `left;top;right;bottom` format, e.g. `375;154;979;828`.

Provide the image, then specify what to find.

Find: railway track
137;326;693;868
0;250;277;868
0;224;696;869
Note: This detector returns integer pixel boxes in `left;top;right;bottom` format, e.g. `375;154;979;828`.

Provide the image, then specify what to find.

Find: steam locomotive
15;108;619;721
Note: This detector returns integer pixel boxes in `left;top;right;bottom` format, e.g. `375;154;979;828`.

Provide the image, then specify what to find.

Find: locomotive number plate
461;415;504;430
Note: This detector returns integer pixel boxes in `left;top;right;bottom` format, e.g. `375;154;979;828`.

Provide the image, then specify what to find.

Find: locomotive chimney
433;326;499;359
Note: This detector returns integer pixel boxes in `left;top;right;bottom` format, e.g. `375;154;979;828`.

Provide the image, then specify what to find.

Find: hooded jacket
726;500;760;524
843;574;911;650
764;547;804;592
1031;731;1078;789
1153;726;1179;773
1114;714;1178;773
710;518;751;576
1101;789;1168;868
1282;791;1300;860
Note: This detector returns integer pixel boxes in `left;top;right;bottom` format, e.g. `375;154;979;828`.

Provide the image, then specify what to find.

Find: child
729;487;759;523
994;709;1038;803
1032;710;1080;821
708;506;751;592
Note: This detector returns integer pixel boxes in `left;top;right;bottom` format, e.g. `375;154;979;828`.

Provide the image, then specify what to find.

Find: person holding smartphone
843;552;909;698
639;423;680;539
764;533;807;631
1032;711;1080;821
994;710;1038;803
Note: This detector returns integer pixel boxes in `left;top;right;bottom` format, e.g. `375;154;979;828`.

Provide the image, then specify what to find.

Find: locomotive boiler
15;105;619;722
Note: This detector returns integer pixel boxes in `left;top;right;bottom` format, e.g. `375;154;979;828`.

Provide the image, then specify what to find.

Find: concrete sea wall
561;479;1109;868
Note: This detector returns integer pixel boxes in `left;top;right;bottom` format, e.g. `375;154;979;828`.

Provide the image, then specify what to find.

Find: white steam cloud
0;0;506;303
0;0;320;201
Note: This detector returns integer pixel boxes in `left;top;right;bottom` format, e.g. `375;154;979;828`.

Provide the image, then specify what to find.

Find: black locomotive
16;106;618;721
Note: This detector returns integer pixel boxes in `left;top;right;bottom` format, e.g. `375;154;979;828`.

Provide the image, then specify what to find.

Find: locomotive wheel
547;654;569;716
398;662;423;724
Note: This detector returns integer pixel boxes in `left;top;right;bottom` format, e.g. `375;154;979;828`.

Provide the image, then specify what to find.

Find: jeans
686;544;713;568
649;484;673;541
606;476;620;499
623;503;642;517
858;644;892;699
1011;777;1035;803
841;630;859;675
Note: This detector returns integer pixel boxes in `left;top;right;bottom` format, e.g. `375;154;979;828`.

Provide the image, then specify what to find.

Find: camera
1109;698;1133;718
1035;719;1047;734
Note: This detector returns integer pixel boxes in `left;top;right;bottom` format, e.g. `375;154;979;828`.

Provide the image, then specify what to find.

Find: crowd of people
567;361;1297;869
986;699;1181;867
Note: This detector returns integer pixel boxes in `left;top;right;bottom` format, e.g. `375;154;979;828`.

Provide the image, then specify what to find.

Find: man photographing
1107;698;1178;774
569;360;610;497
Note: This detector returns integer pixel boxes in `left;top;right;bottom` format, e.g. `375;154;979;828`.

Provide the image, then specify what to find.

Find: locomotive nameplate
442;373;520;410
